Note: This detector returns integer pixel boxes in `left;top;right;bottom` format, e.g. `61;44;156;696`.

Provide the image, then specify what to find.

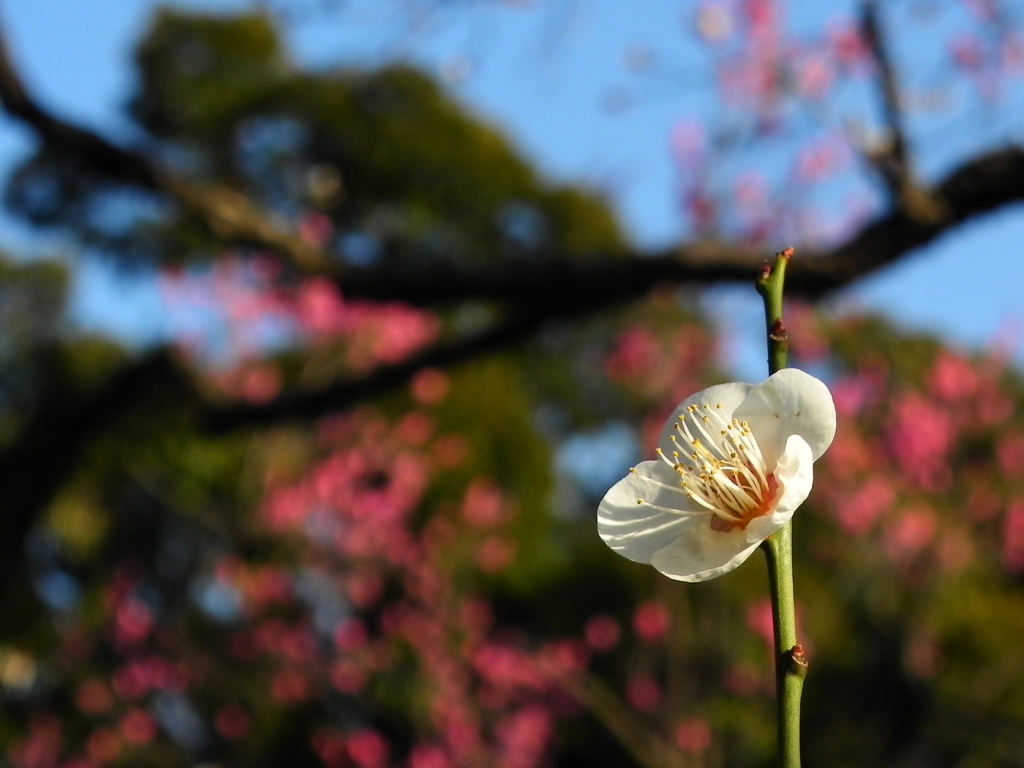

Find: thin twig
860;1;945;222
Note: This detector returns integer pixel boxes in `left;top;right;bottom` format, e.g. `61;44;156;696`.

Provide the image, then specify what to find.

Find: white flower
598;368;836;582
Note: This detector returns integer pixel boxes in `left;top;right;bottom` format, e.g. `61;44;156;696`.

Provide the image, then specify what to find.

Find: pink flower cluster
254;401;589;768
161;257;440;401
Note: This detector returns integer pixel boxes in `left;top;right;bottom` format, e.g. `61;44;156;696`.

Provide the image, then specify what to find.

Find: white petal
598;460;709;564
649;523;761;582
732;368;836;469
657;382;754;453
744;434;814;544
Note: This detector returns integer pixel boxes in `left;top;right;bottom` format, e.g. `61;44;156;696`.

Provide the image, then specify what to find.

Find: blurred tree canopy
0;4;1022;768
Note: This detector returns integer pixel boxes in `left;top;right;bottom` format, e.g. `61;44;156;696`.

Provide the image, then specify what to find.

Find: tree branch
859;0;945;223
860;1;909;182
341;141;1024;304
1;16;1023;313
0;350;189;586
205;139;1024;430
0;23;334;274
203;299;576;432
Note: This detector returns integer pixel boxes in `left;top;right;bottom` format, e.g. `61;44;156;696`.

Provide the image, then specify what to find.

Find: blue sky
1;0;1022;375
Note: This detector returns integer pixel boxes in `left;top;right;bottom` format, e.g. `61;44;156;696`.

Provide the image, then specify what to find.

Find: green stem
755;247;791;377
762;525;807;768
756;247;806;768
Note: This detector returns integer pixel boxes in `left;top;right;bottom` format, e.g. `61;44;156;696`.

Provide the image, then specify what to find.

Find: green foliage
130;10;287;144
8;10;623;267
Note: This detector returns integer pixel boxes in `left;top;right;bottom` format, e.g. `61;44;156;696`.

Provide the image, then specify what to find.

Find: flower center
657;403;779;533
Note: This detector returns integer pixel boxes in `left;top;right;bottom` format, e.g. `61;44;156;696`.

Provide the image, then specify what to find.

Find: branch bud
769;319;788;342
787;644;809;678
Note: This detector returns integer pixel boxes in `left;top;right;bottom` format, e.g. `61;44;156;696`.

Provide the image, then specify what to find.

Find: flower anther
598;368;836;582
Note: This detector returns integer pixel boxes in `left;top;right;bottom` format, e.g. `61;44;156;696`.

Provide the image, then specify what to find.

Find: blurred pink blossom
396;412;435;446
411;368;451;405
312;728;348;768
605;326;659;386
473;645;545;691
827;21;870;70
462;480;508;528
625;676;662;712
214;705;251;741
997;433;1024;477
112;599;153;648
86;729;120;765
8;713;62;768
330;659;369;694
961;0;999;22
886;505;937;562
674;717;713;754
796;53;834;99
632;601;671;643
347;571;385;609
835;476;895;536
886;394;955;489
347;730;390;768
408;744;453;768
495;707;552;768
830;376;874;417
1001;32;1024;72
824;429;874;482
270;669;310;704
794;135;847;183
928;352;979;402
537;640;589;678
950;33;985;70
238;364;283;404
296;277;348;336
117;709;157;746
583;615;621;652
975;385;1014;426
475;537;517;573
75;680;113;716
335;619;370;651
669;119;706;167
298;211;334;248
112;656;182;699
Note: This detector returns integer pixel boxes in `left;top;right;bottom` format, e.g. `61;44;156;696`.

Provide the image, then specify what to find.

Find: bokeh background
0;1;1022;767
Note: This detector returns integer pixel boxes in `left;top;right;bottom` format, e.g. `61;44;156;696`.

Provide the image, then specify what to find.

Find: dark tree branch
340;145;1024;304
0;350;189;586
0;24;334;274
204;298;588;432
0;16;1023;314
204;144;1024;430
